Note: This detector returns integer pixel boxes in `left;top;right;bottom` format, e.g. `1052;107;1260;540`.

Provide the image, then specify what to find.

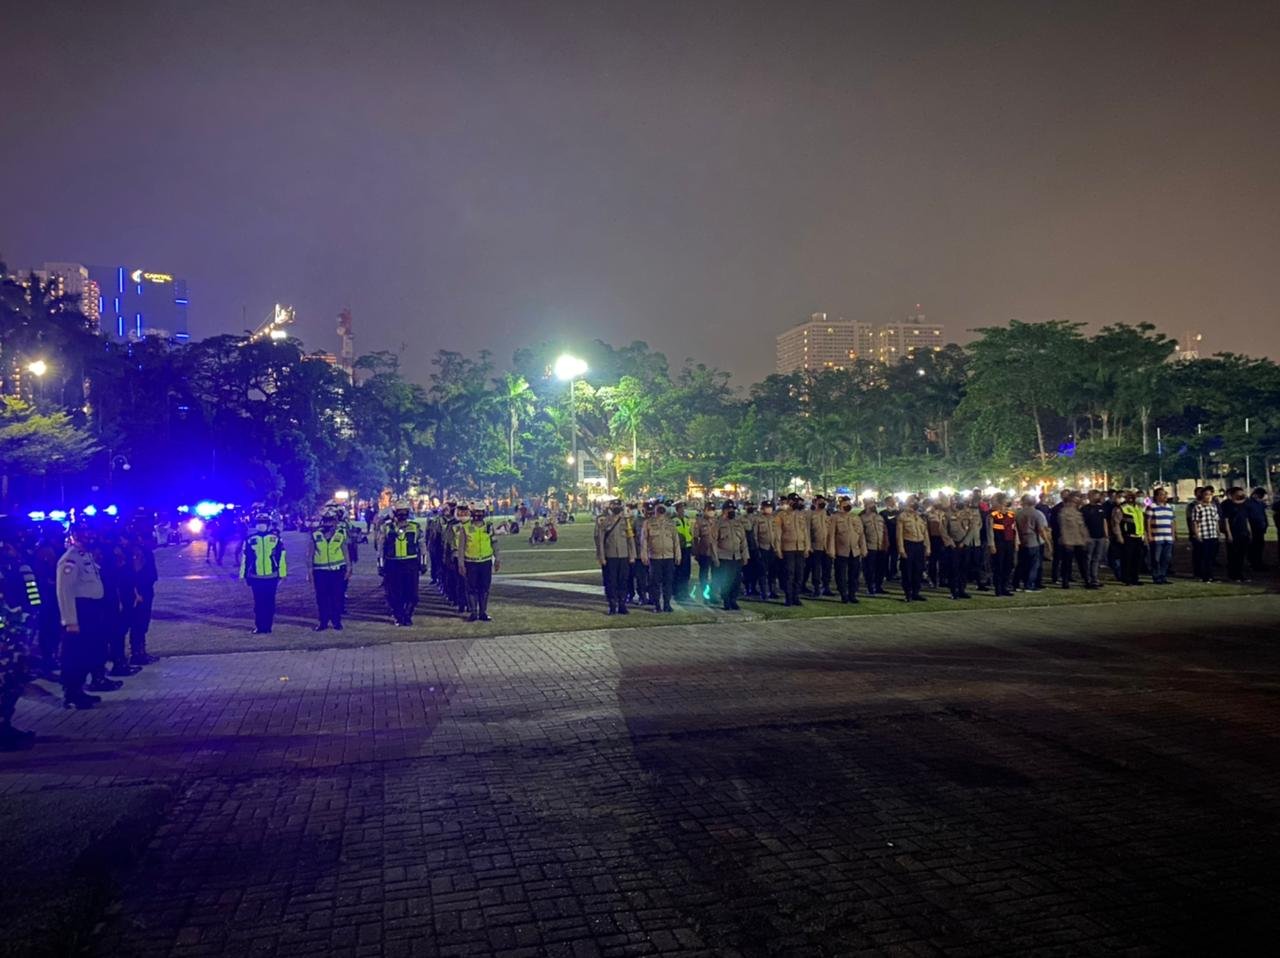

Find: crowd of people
588;486;1276;614
1;510;159;749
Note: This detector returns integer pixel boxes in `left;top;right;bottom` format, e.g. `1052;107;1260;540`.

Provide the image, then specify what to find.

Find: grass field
143;515;1276;657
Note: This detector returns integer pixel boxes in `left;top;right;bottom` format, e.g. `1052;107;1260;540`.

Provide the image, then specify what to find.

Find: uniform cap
721;500;736;510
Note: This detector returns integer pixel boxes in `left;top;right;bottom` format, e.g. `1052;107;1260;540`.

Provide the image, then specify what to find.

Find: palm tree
495;372;535;469
600;375;652;463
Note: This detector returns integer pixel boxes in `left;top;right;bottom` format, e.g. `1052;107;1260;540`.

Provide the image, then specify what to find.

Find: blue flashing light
136;313;143;337
194;501;225;519
118;317;125;337
177;505;191;513
27;511;46;521
174;298;189;305
136;284;143;295
114;296;120;313
117;267;124;293
99;295;105;314
105;505;119;516
82;505;98;517
174;333;190;341
49;510;68;521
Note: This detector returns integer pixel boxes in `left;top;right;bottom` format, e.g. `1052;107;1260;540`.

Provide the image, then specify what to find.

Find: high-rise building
87;265;190;341
1175;330;1203;361
10;262;101;330
776;313;877;374
874;307;944;365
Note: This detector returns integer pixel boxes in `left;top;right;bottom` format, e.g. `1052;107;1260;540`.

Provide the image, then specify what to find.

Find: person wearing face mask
712;501;748;611
458;503;500;622
775;493;811;606
56;522;111;709
896;495;931;602
806;496;834;598
693;503;719;604
671;502;694;602
383;501;426;625
829;496;867;603
308;508;351;631
860;498;888;596
640;503;681;612
241;512;288;634
595;498;636;614
629;503;652;606
751;500;781;601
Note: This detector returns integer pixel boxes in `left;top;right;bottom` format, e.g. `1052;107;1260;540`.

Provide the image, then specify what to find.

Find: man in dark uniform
382;501;425;625
881;495;901;581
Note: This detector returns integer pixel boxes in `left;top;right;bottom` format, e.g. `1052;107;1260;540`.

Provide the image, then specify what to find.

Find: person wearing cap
881;495;901;582
629;502;653;607
806;495;834;597
712;500;748;610
750;500;781;600
444;504;469;613
693;502;719;604
671;502;694;602
1111;489;1147;586
860;498;889;596
307;509;351;631
775;494;811;606
640;502;681;612
595;498;636;614
896;495;931;602
55;522;110;709
1055;491;1091;589
240;513;287;634
741;501;761;598
458;504;500;621
944;495;976;599
988;493;1020;596
829;496;867;603
382;501;425;625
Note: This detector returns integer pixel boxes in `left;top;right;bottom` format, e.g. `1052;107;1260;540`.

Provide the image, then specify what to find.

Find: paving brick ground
3;594;1279;956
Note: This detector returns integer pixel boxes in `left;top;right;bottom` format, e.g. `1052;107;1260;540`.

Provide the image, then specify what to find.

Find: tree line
3;263;1278;511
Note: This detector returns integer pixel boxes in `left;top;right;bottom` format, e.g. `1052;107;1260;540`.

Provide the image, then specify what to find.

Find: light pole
26;359;48;405
554;354;588;502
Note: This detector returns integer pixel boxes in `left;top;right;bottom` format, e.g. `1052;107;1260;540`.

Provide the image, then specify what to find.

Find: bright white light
27;359;48;377
105;505;119;516
939;486;955;497
177;505;191;513
49;510;68;521
82;505;98;517
27;511;46;521
194;501;224;519
566;454;576;465
860;489;878;501
186;518;205;534
983;485;999;496
916;368;926;376
269;329;288;341
894;491;910;502
554;354;588;380
334;490;351;501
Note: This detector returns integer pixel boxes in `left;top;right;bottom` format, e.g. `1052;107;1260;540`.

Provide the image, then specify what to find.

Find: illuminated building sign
129;269;174;284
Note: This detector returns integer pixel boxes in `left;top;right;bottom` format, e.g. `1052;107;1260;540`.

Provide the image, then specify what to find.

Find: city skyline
2;0;1278;383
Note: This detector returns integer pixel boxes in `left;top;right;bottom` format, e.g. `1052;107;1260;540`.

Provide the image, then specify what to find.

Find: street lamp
554;354;588;498
27;359;48;378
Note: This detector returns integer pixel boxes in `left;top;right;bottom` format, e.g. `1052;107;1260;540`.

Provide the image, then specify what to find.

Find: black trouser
313;568;345;627
928;537;946;587
630;560;649;604
1057;545;1088;586
429;544;443;583
384;559;420;623
717;559;742;607
129;586;154;657
248;577;280;632
886;539;899;580
833;554;861;601
695;555;715;601
742;545;759;595
38;603;60;670
992;541;1015;594
901;541;926;599
466;560;493;616
1192;538;1219;580
1247;524;1266;570
806;550;832;595
948;547;969;597
604;556;630;610
966;545;989;589
675;549;692;600
782;550;805;604
105;600;128;671
758;549;779;597
1120;537;1145;584
864;550;886;594
61;597;101;700
1226;538;1249;580
649;558;675;609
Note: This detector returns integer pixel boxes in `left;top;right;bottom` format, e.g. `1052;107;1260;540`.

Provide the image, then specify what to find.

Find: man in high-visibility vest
671;502;694;603
308;509;351;631
1111;489;1147;586
457;503;501;622
382;501;425;626
240;513;287;634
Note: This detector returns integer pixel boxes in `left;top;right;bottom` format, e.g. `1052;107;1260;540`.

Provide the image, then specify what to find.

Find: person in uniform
829;496;867;603
671;502;694;602
426;508;446;585
741;501;760;597
926;499;950;591
896;495;931;602
458;503;500;622
806;495;834;597
382;501;425;625
595;498;636;614
943;496;976;599
629;502;652;606
752;500;781;600
881;495;901;582
240;512;287;634
860;498;889;596
308;509;350;631
443;503;469;612
56;522;112;708
1;536;42;746
988;493;1020;596
1112;489;1147;586
693;503;718;604
711;500;748;611
640;502;681;613
775;493;811;606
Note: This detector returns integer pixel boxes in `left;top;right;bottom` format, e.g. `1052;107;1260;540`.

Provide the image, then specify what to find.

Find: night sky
3;0;1277;382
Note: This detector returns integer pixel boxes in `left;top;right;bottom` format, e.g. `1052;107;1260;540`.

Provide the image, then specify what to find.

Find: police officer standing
56;522;109;708
776;493;811;606
944;496;976;599
897;495;931;602
640;502;681;613
382;501;425;625
860;498;889;596
829;496;867;603
595;498;635;614
882;495;901;581
693;503;718;604
671;501;694;602
308;509;350;631
458;503;500;622
752;500;781;600
712;500;748;610
806;495;834;597
241;513;287;633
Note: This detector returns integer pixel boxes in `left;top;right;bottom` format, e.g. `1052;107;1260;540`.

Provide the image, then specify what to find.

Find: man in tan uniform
896;495;931;602
751;500;781;601
775;493;811;606
712;500;749;611
861;498;889;596
640;503;682;613
829;496;868;603
806;495;834;597
595;497;636;614
693;503;718;604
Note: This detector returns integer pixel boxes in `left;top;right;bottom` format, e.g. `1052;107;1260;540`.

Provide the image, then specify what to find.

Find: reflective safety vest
24;566;41;607
672;515;693;546
312;529;347;569
242;534;287;579
990;510;1017;543
383;521;422;560
1120;504;1146;538
464;522;495;562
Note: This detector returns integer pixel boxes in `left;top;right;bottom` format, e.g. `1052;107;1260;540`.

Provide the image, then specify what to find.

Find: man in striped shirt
1144;487;1176;584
